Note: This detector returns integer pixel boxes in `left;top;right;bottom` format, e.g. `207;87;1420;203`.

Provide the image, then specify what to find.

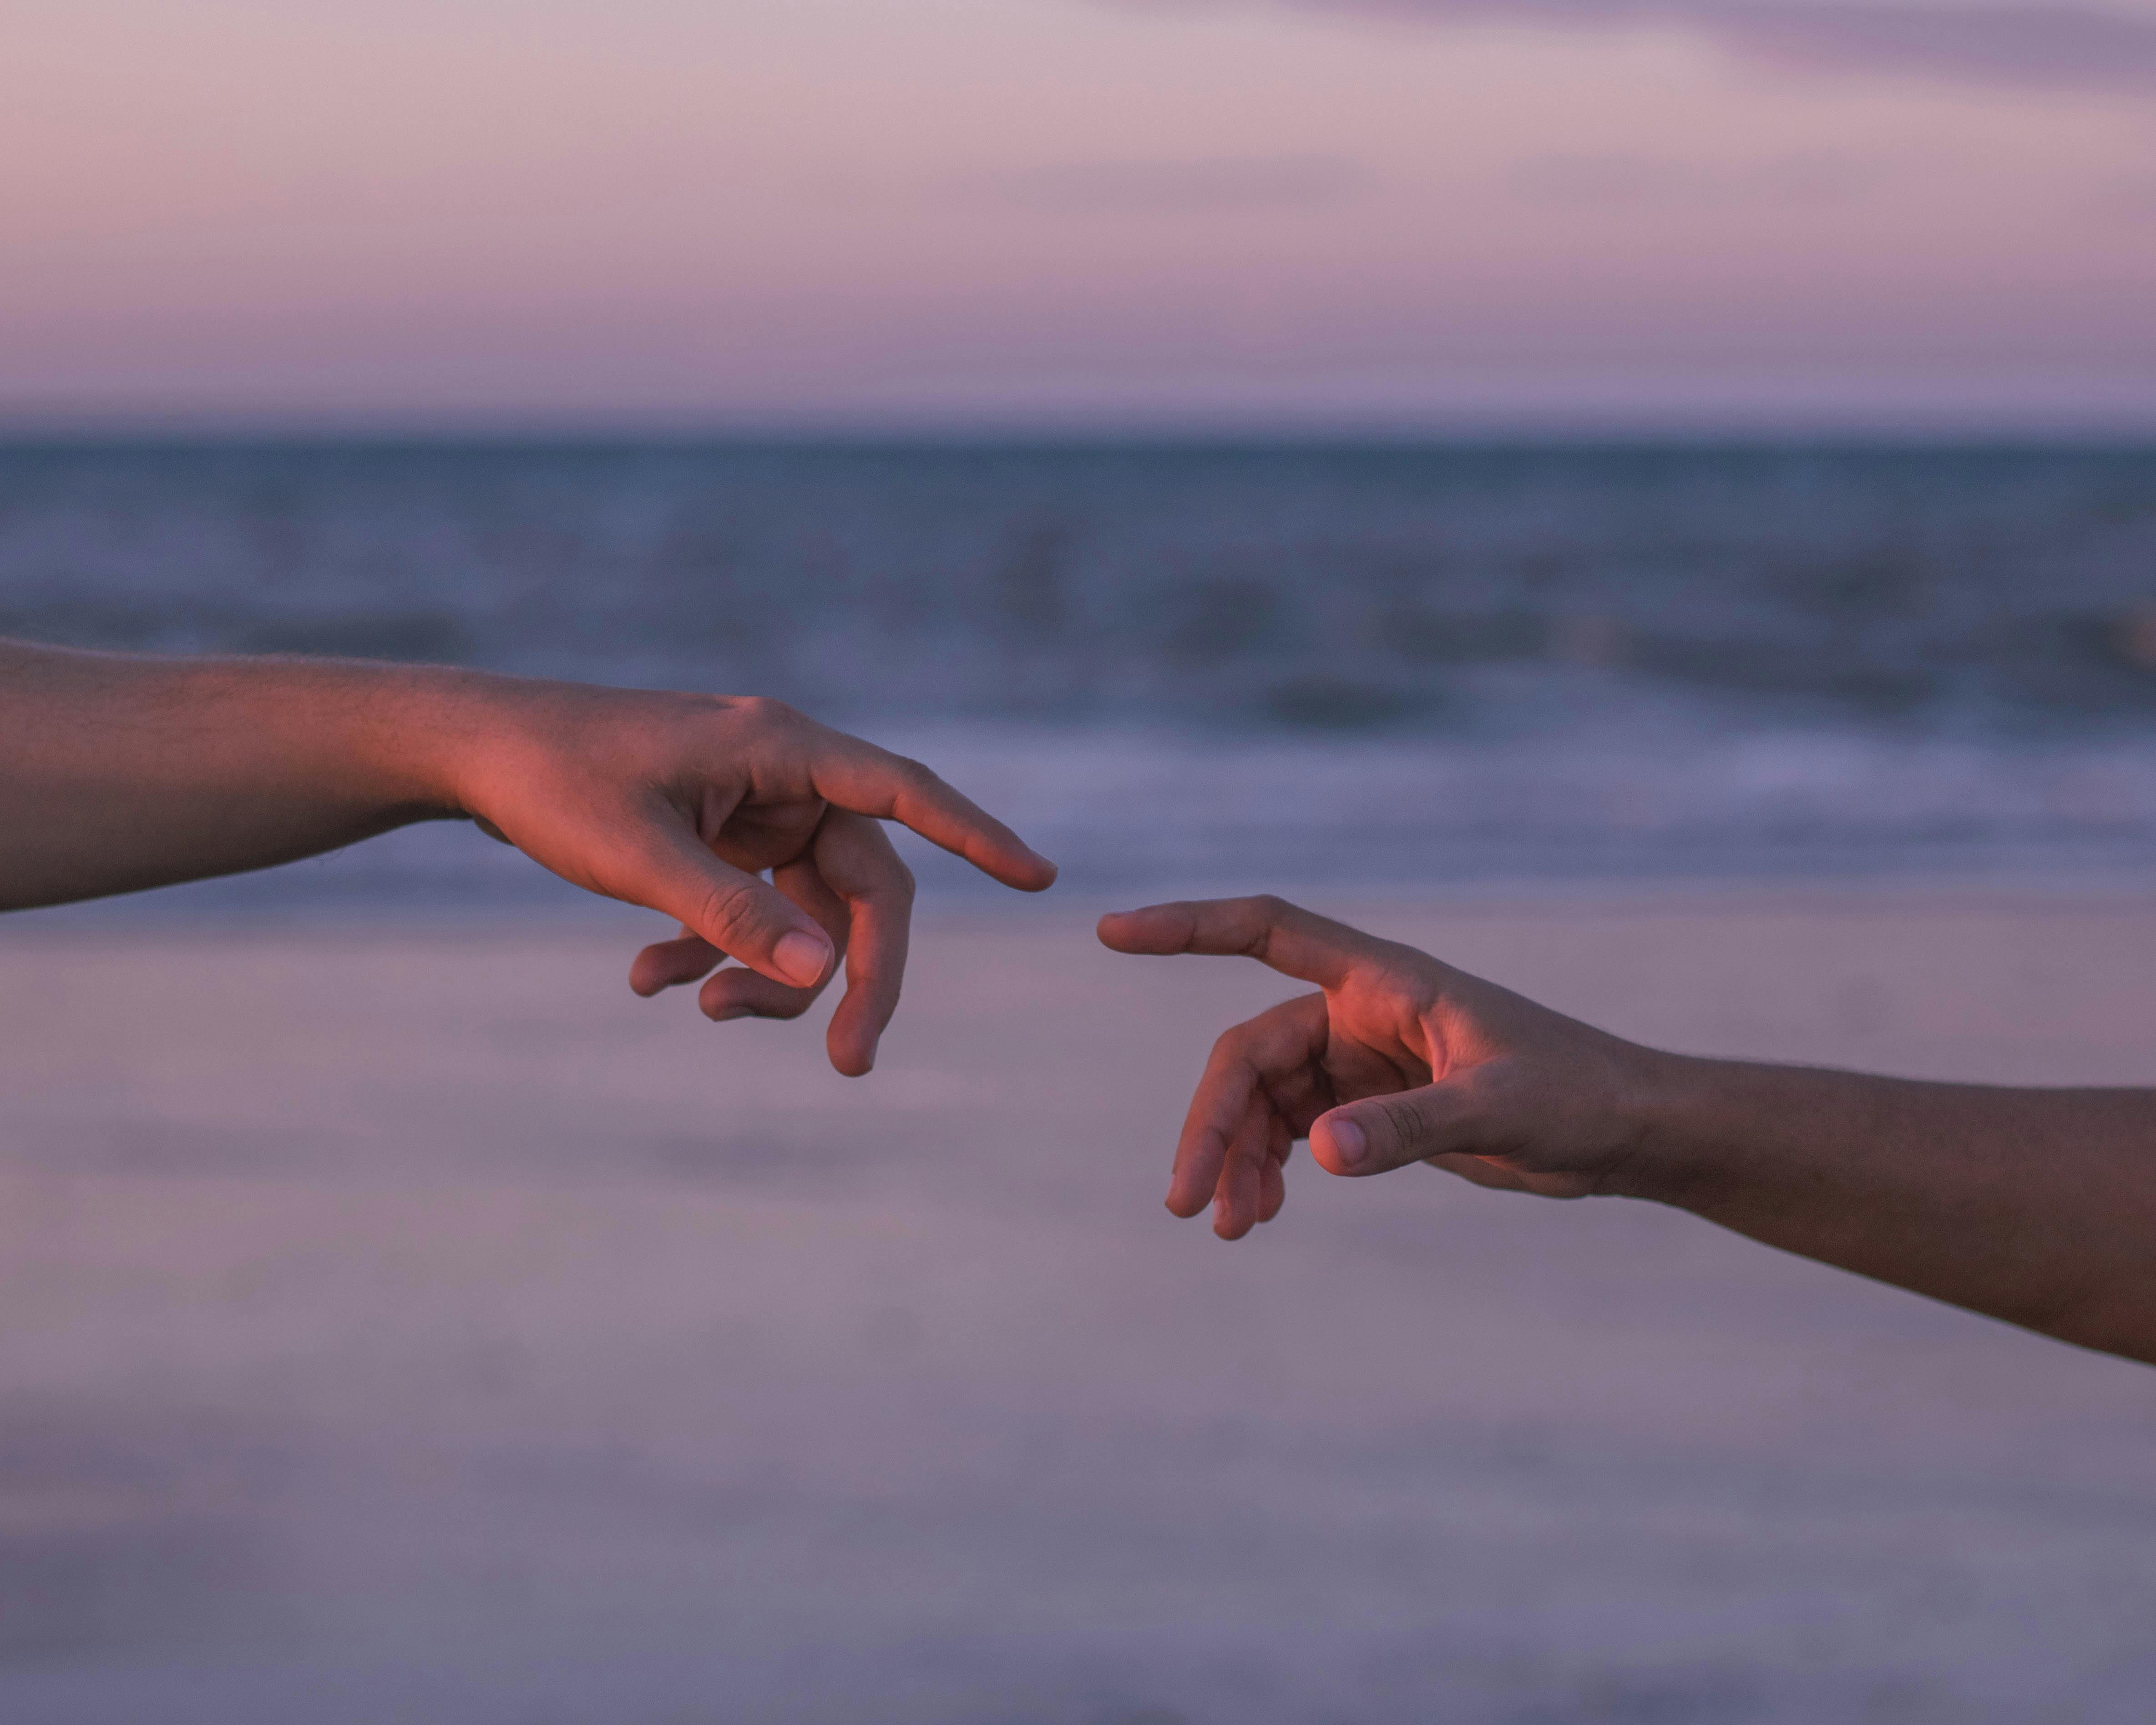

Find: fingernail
1330;1118;1367;1170
774;931;832;987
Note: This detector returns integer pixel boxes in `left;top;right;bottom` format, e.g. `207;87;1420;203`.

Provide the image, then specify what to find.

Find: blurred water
5;439;2156;903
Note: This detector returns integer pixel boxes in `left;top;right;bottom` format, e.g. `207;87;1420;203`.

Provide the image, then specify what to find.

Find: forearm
0;640;481;909
1616;1056;2156;1361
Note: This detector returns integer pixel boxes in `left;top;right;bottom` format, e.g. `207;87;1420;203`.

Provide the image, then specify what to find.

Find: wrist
1595;1048;1733;1204
311;660;513;822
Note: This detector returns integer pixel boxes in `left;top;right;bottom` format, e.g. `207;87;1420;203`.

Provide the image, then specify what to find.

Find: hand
1097;896;1662;1238
448;682;1056;1075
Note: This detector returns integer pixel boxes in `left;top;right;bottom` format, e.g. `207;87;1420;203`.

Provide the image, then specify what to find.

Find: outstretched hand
455;685;1055;1076
1097;896;1658;1237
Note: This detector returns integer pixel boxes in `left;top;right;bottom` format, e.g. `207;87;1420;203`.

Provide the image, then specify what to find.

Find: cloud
991;154;1369;213
1508;150;1878;207
1191;1;2156;95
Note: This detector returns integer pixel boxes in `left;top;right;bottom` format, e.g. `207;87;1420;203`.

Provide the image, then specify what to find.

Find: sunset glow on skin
4;0;2155;426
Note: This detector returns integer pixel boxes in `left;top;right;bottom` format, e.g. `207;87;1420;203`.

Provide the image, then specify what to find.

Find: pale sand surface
3;895;2156;1723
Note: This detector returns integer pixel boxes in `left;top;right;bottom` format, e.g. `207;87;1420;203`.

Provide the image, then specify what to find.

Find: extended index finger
807;732;1057;893
1097;895;1386;990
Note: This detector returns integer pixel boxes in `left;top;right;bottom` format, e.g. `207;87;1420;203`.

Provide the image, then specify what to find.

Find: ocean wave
5;440;2156;908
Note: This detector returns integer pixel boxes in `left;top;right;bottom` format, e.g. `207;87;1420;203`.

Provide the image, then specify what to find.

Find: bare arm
0;640;470;906
1099;896;2156;1366
1620;1062;2156;1363
0;639;1057;1073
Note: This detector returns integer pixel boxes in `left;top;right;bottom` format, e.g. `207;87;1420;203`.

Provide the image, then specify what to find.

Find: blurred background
5;3;2156;1721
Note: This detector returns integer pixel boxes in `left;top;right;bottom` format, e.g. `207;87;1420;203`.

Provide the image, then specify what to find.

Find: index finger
1096;895;1387;990
806;732;1057;893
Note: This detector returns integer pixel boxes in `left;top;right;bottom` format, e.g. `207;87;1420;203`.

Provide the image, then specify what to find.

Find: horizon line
4;420;2155;451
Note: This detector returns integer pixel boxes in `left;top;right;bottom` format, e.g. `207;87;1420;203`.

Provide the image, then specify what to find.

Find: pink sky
4;0;2154;430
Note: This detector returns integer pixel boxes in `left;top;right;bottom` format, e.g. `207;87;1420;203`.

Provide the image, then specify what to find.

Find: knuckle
697;877;770;943
1242;895;1292;949
729;695;799;736
890;754;939;792
1210;1023;1258;1067
1369;1093;1434;1157
1216;895;1284;956
1398;948;1450;993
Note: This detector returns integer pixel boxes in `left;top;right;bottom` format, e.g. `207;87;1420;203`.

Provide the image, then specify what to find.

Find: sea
5;437;2156;914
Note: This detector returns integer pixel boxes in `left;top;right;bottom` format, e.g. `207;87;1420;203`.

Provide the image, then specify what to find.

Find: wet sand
3;895;2156;1723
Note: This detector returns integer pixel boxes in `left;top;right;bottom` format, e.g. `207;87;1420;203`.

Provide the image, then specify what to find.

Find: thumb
623;825;835;991
1311;1082;1480;1178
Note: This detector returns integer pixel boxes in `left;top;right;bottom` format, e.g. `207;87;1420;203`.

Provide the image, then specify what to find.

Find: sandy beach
4;893;2156;1723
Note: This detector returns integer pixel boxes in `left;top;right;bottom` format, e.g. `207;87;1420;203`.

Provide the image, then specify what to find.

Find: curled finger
698;850;850;1023
1212;1098;1275;1242
807;811;914;1077
1169;993;1327;1220
1258;1115;1291;1225
629;926;726;998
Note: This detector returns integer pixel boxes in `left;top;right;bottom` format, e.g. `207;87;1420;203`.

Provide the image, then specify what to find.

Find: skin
1099;895;2156;1367
0;638;1056;1074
